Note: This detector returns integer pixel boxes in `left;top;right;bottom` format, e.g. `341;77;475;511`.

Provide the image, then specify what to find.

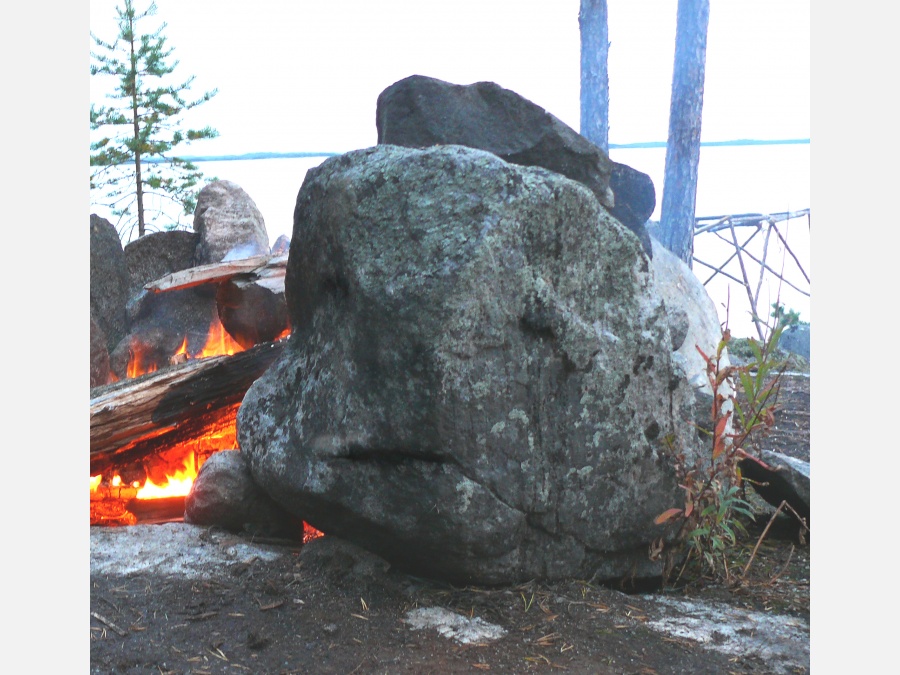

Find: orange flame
198;316;244;358
135;453;198;500
125;316;246;378
127;340;158;379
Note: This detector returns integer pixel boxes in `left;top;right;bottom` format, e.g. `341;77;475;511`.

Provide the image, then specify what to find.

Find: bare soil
90;373;810;675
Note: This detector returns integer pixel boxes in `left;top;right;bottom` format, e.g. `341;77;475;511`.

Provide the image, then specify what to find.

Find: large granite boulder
90;214;129;353
376;75;660;257
237;145;704;585
193;180;270;265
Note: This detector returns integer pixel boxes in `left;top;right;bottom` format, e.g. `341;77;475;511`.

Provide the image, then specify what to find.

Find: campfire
90;316;251;525
90;254;292;528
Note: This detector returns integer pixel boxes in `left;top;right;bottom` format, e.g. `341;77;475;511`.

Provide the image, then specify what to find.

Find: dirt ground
90;372;810;675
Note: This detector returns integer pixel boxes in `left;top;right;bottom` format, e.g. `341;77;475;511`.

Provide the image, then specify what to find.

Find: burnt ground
90;372;810;675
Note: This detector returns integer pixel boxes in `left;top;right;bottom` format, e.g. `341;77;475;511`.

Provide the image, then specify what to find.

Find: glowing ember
90;474;103;493
135;453;198;500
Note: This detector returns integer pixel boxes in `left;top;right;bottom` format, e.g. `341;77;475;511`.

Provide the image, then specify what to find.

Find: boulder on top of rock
109;285;219;380
376;75;660;257
609;162;655;256
193;180;270;265
271;234;291;256
238;144;705;585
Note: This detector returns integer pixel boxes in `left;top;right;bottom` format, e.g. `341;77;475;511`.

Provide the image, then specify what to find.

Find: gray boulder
193;180;270;265
237;145;704;585
124;229;199;300
90;214;129;353
375;75;660;258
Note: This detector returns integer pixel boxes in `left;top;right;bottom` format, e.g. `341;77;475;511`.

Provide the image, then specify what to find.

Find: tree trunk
579;0;610;152
127;8;146;238
658;0;710;265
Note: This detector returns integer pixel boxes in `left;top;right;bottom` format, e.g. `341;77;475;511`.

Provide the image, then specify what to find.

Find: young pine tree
90;0;218;241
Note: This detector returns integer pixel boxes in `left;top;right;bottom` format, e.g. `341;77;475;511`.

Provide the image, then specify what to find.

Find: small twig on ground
769;545;796;585
90;610;128;637
742;501;809;578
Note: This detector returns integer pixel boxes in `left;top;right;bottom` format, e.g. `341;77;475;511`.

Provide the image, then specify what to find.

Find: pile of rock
90;180;287;387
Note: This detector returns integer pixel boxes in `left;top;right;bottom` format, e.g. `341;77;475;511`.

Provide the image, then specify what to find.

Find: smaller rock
185;450;302;538
271;234;291;256
609;162;656;257
739;450;810;525
778;324;810;362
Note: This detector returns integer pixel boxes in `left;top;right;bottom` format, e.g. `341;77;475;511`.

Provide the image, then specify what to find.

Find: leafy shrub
653;322;789;584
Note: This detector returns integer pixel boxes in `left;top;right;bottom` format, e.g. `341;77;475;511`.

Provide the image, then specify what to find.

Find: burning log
90;339;285;476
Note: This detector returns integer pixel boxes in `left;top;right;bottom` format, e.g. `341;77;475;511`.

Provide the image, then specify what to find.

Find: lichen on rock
238;144;704;584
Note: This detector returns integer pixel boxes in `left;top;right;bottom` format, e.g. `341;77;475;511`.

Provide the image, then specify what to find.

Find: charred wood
90;339;285;475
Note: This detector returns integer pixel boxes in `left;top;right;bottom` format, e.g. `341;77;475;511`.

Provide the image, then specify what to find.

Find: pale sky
89;0;810;157
88;0;812;337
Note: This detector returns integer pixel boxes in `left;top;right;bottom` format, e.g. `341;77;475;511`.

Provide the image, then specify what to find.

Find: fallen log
90;339;285;475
